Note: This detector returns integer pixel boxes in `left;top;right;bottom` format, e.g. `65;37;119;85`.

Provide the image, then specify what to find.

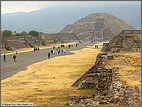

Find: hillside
1;4;140;33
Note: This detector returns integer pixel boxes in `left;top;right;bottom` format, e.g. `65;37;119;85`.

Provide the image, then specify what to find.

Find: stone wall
2;33;79;51
66;51;140;106
2;35;47;51
102;30;141;52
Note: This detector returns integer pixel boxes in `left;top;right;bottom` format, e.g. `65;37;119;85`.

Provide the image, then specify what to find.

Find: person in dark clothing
38;47;39;52
48;53;50;59
53;46;55;50
3;54;6;62
58;50;60;54
34;48;36;52
76;43;78;47
68;45;71;48
13;55;16;62
51;50;53;54
95;45;99;49
61;49;64;53
16;50;18;55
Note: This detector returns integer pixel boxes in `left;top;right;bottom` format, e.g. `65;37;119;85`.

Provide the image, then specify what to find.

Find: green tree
20;31;28;35
29;30;39;36
39;32;44;35
2;30;12;36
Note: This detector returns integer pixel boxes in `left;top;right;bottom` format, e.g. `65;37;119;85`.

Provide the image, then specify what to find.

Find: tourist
51;50;53;54
48;53;50;59
53;46;55;50
34;48;36;52
3;54;6;62
53;50;55;54
13;55;16;62
64;49;66;53
61;49;64;53
16;49;18;54
72;44;73;48
68;45;71;48
95;45;98;49
58;49;60;54
38;47;39;52
76;43;78;47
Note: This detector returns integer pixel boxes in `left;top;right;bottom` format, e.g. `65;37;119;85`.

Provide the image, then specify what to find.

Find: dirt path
1;41;94;80
1;42;104;106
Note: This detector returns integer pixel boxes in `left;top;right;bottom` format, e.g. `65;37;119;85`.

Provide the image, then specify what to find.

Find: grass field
1;42;104;106
105;52;141;101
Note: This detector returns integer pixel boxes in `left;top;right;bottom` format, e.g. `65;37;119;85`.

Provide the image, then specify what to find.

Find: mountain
1;4;141;33
61;13;135;40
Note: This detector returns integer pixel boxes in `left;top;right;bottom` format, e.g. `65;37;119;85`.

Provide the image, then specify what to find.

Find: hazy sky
2;1;141;14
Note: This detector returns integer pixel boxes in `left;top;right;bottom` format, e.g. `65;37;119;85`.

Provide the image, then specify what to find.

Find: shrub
29;30;39;36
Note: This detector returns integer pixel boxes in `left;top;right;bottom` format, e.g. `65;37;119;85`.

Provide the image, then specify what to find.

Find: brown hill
61;13;135;41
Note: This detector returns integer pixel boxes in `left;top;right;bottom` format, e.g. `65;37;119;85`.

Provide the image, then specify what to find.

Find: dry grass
105;52;141;101
1;42;104;106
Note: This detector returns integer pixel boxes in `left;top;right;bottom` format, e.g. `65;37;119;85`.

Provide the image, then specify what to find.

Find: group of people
34;47;40;52
47;45;66;59
3;50;17;62
95;45;99;49
3;43;80;62
47;43;79;59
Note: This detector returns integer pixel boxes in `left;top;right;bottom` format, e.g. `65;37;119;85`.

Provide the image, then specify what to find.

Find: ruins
1;33;78;52
61;13;135;40
66;30;141;106
102;30;141;52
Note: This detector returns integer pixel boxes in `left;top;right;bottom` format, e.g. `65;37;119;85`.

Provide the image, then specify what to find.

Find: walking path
1;41;95;80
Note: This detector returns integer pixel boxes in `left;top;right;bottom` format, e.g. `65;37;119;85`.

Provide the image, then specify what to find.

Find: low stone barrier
66;51;140;106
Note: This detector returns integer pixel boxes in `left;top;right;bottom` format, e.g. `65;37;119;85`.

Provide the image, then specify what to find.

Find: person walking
53;46;55;50
51;50;53;54
53;50;55;54
61;49;64;54
3;54;6;62
16;49;18;55
48;53;50;59
38;47;39;52
34;48;36;52
58;49;60;54
13;55;16;62
64;49;66;53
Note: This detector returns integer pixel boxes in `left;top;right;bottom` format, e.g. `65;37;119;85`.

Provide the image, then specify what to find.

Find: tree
2;30;12;36
29;30;39;36
20;31;28;35
39;32;44;35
